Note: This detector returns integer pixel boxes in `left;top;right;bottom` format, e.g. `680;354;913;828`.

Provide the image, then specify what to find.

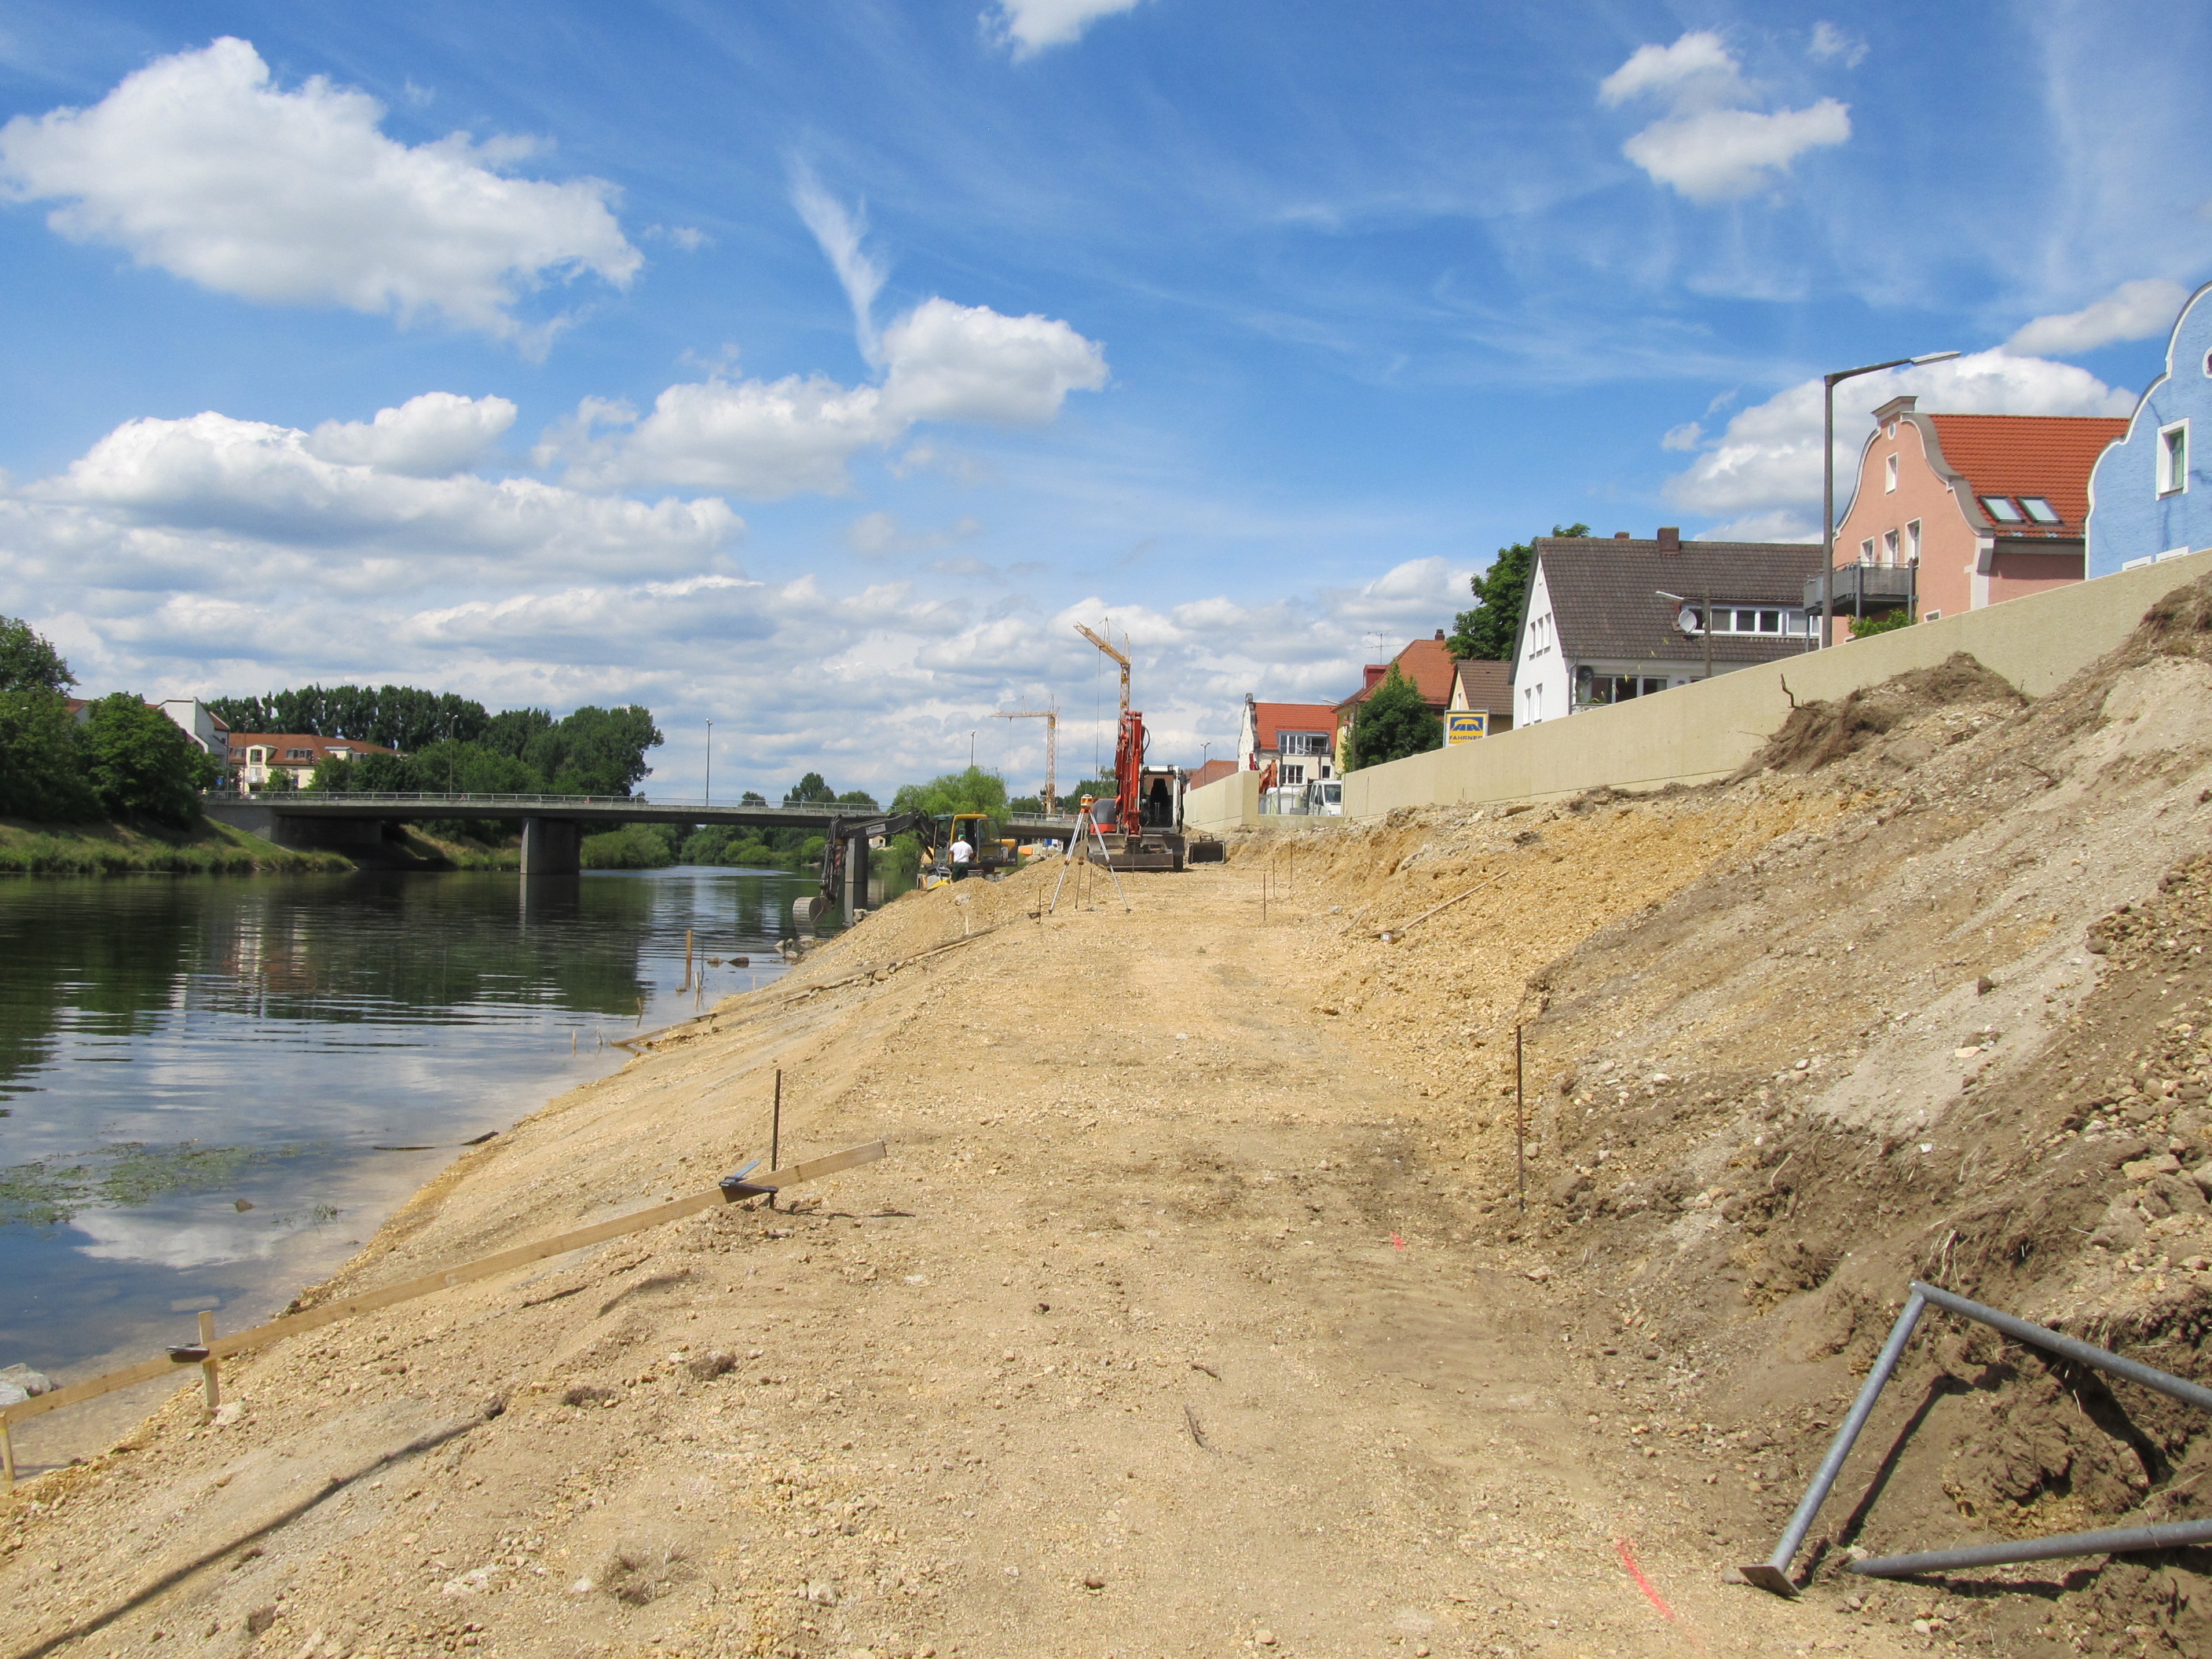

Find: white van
1304;779;1342;816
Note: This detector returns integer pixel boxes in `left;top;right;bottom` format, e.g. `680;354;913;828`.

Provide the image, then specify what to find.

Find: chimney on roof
1657;526;1681;553
1613;530;1631;539
1363;665;1386;692
1433;629;1444;641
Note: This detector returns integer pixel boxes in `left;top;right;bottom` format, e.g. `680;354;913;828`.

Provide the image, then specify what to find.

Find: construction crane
1074;622;1130;723
990;708;1057;815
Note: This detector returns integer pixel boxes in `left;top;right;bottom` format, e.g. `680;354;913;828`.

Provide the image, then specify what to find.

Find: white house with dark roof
1510;529;1824;727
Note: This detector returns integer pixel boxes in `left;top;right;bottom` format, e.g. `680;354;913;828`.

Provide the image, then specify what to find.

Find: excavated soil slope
11;581;2212;1659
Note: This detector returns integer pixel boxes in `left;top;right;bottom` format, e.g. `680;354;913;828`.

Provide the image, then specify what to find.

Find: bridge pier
520;818;582;877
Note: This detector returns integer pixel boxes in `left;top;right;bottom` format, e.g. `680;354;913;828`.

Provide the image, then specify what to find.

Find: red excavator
1074;623;1225;871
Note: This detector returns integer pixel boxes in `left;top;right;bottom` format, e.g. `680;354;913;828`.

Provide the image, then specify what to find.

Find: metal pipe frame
1742;1278;2212;1599
1851;1518;2212;1580
1741;1289;1928;1596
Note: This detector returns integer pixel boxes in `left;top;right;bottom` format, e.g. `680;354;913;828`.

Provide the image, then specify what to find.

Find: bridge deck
203;793;1078;838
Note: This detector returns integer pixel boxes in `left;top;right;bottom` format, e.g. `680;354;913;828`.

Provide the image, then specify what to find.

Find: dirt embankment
11;584;2212;1659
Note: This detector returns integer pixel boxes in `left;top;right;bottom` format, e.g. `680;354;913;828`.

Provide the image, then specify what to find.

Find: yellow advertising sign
1445;710;1489;745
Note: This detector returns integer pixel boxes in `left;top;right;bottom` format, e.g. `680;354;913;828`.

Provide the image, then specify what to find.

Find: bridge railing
203;792;1079;830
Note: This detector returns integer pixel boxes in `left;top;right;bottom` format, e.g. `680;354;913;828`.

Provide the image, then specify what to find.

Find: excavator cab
926;811;1016;883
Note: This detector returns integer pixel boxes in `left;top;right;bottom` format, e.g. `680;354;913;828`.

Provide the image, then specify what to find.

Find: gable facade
1236;696;1338;787
2088;280;2212;577
1837;397;2124;624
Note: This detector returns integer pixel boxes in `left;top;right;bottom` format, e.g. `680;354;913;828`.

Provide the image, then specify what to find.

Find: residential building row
60;695;396;791
1225;280;2212;753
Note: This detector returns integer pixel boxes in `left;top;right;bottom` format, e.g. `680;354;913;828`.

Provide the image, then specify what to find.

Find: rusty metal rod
1910;1280;2212;1414
1743;1289;1929;1597
1850;1517;2212;1579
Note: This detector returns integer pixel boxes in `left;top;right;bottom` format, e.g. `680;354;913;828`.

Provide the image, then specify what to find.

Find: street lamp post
704;718;712;807
1822;352;1960;647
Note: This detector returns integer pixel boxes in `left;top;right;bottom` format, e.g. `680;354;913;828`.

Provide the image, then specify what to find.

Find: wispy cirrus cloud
986;0;1151;60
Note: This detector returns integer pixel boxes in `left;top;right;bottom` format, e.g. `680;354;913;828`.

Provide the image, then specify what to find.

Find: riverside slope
20;578;2212;1656
0;857;1923;1659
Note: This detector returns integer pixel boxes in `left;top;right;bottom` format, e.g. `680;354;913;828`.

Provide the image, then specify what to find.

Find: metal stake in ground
768;1069;782;1211
199;1309;220;1419
1514;1024;1525;1214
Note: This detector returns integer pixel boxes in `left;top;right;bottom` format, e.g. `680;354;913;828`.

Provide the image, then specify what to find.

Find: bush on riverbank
582;822;679;869
0;817;352;874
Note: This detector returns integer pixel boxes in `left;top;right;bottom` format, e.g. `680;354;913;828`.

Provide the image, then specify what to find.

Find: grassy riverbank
0;816;355;874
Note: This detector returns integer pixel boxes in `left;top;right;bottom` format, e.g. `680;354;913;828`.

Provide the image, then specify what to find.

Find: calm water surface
0;866;819;1465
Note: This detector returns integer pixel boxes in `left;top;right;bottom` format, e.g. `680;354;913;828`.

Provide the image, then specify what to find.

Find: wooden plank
1;1140;886;1430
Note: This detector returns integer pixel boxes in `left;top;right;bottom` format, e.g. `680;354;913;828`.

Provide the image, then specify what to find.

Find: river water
0;866;822;1470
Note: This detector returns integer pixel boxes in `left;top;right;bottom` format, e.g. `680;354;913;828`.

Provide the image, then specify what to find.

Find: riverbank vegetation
1;616;220;827
0;817;351;875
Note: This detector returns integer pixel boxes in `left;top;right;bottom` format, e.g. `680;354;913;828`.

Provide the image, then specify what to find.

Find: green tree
784;772;835;805
890;766;1009;818
1446;523;1591;660
0;615;77;695
82;694;218;826
526;705;661;796
1346;665;1441;771
738;790;767;806
0;689;98;820
1847;606;1917;639
835;788;880;811
482;707;554;759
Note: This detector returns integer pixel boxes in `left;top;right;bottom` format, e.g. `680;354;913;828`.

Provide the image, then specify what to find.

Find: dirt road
0;859;1917;1659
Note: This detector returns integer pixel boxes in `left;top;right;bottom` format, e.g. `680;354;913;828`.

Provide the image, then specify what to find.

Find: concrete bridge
200;792;1079;875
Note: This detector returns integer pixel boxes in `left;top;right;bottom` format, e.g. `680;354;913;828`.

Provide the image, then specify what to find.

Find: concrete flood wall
1185;550;2212;830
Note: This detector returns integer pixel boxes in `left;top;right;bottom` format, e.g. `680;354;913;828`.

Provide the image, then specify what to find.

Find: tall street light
1822;351;1960;647
704;718;713;807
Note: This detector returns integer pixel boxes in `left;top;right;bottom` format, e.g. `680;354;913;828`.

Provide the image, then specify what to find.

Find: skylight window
2019;497;2061;524
1980;496;2024;522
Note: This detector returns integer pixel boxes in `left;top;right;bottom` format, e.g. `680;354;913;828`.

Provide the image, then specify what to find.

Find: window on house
1882;529;1900;565
285;749;312;761
1905;520;1921;562
1884;454;1899;493
2159;423;2189;495
1280;763;1305;785
1980;496;2024;522
1857;539;1873;563
1885;420;1898;440
2019;497;2060;524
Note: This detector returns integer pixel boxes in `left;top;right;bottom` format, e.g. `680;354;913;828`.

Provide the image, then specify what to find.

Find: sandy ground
0;852;1928;1659
19;582;2212;1659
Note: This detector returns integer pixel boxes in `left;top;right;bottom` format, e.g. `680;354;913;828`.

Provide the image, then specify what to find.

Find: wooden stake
1514;1023;1526;1214
198;1309;220;1419
769;1068;783;1210
2;1415;14;1490
684;928;694;991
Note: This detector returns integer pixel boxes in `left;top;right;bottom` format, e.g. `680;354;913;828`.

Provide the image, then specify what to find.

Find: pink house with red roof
1830;397;2128;629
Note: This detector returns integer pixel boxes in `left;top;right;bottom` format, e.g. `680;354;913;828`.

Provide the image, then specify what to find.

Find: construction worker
950;832;973;877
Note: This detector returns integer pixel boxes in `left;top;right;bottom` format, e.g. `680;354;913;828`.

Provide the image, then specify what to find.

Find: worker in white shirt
950;834;973;876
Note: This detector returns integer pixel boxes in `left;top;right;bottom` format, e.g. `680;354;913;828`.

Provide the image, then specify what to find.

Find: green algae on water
0;1141;311;1225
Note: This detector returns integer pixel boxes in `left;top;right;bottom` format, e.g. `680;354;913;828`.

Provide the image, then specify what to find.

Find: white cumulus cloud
880;298;1108;426
20;407;738;580
306;393;518;478
1663;350;2134;537
2005;278;2191;357
1602;31;1851;203
987;0;1149;59
0;38;641;342
1622;102;1851;204
1598;31;1748;110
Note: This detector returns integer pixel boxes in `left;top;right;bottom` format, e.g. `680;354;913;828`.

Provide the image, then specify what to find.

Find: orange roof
226;731;397;760
1186;758;1238;790
1339;632;1459;711
1250;701;1337;752
1925;414;2129;528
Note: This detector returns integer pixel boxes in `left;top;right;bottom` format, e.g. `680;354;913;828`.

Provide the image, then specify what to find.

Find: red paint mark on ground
1615;1537;1676;1621
1390;1233;1407;1251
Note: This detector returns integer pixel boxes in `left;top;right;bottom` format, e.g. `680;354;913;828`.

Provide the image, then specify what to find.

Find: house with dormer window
2087;280;2212;576
1236;696;1337;788
1830;396;2126;626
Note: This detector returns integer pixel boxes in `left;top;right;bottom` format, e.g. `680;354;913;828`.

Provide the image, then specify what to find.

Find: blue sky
0;1;2205;799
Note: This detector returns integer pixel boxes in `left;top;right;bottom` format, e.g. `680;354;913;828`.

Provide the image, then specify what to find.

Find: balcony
1805;563;1917;613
